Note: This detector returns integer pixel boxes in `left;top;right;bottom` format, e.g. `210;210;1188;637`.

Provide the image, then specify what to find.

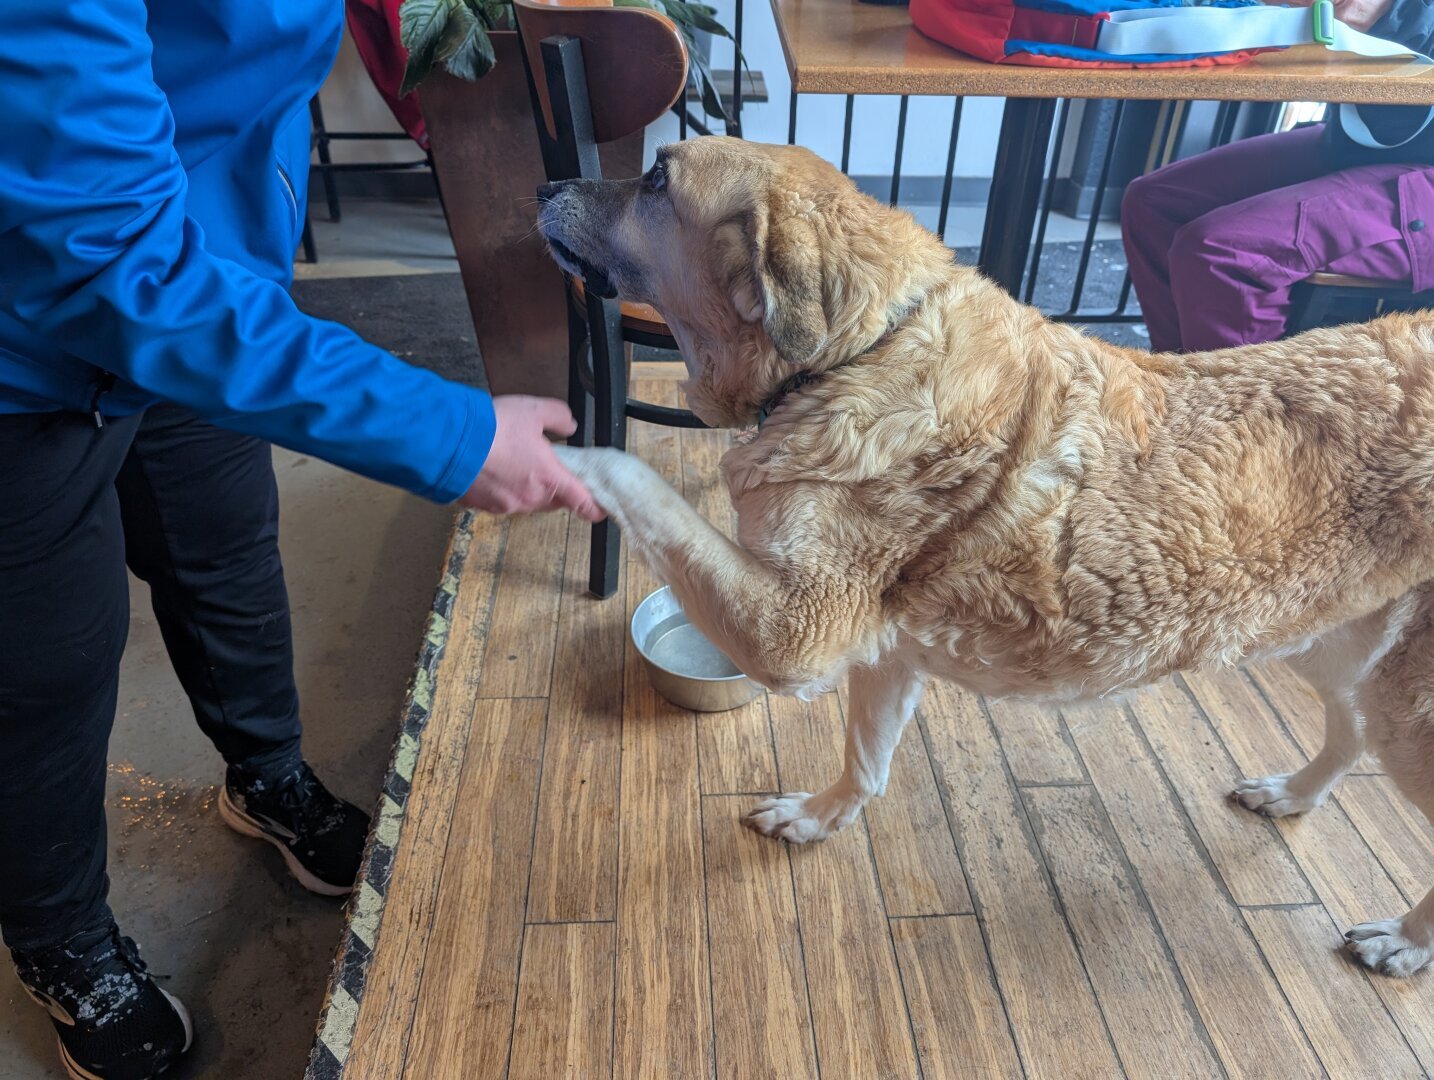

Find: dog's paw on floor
1345;919;1434;977
742;792;841;844
1231;773;1326;817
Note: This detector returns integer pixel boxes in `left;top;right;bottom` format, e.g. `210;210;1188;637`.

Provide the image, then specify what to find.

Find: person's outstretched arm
0;0;598;520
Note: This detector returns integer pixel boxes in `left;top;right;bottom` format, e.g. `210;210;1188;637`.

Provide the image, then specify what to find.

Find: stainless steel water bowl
630;586;763;712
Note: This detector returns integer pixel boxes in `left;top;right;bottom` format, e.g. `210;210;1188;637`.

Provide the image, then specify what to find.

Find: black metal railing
671;0;1286;337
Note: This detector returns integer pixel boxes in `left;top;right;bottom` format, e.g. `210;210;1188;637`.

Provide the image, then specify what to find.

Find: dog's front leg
555;445;827;690
744;658;926;843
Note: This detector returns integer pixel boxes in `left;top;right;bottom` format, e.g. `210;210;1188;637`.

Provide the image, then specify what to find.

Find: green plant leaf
690;56;726;123
646;0;746;124
663;0;730;38
397;0;743;128
399;0;454;97
439;2;497;81
467;0;512;32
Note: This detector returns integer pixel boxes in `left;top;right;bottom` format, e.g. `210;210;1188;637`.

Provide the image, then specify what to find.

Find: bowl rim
629;586;755;685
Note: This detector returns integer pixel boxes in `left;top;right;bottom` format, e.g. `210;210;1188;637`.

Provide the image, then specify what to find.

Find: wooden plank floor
342;365;1433;1080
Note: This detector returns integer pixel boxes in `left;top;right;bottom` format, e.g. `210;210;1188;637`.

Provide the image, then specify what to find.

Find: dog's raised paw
1232;774;1323;817
1344;919;1434;977
741;793;833;844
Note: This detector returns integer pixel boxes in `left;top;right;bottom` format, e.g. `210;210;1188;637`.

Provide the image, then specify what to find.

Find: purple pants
1121;124;1434;352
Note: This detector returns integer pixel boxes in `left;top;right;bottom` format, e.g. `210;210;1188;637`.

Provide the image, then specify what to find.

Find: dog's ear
732;197;828;365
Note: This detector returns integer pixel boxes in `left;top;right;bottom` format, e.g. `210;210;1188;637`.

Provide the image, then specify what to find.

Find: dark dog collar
756;369;825;428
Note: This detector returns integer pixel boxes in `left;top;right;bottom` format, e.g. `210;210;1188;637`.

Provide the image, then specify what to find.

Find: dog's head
538;137;952;427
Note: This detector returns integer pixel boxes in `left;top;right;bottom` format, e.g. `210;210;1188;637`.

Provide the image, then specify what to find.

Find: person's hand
459;395;605;521
1283;0;1393;32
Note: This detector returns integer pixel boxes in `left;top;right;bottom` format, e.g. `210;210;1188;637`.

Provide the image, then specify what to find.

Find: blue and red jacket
0;0;495;503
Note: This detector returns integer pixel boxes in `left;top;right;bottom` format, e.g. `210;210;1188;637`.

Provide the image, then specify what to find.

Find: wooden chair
1287;271;1430;334
514;0;706;600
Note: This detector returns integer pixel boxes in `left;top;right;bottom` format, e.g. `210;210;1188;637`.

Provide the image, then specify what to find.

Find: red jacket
345;0;428;147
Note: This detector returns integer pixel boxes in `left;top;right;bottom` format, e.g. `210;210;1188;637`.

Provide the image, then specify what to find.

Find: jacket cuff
423;389;497;504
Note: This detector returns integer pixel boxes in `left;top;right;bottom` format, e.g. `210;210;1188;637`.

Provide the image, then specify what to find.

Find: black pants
0;405;303;952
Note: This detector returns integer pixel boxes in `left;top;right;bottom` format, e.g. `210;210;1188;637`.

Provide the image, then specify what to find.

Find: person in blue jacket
0;2;602;1076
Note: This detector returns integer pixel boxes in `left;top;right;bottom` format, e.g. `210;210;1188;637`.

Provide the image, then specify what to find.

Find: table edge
768;0;1434;105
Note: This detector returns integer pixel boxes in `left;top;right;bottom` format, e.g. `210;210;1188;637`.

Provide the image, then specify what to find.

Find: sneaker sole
30;987;193;1080
218;786;353;897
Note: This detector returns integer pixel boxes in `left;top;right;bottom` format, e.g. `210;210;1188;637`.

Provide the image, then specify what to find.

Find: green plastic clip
1312;0;1336;47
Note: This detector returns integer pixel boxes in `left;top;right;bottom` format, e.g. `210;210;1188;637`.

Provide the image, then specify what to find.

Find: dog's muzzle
536;182;618;299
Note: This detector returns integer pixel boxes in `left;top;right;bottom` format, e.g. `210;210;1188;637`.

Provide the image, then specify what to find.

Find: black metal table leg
977;97;1058;297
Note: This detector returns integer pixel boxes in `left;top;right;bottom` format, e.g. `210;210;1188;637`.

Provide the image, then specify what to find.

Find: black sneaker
11;921;193;1080
218;761;370;897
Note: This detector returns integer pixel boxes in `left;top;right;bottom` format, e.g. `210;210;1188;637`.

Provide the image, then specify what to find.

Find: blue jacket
0;0;494;503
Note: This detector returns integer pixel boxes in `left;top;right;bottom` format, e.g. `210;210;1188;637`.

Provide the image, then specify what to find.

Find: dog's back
830;298;1434;697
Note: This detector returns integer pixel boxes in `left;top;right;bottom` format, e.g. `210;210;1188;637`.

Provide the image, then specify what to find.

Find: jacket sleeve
0;0;494;504
1369;0;1434;57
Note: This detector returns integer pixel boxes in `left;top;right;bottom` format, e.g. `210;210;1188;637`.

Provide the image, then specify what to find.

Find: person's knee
1;636;122;726
1168;212;1240;285
1121;171;1157;227
1121;169;1181;234
0;573;126;721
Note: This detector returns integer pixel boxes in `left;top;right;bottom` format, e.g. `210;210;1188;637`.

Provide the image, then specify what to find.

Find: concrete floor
0;452;456;1080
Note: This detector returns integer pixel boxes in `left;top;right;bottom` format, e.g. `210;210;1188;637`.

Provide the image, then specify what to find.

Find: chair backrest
513;0;688;181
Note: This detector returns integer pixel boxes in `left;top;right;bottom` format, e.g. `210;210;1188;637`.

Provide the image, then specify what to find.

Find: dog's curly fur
539;136;1434;976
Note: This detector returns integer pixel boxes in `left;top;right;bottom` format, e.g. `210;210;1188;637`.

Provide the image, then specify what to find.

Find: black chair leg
567;307;591;448
426;149;447;216
587;294;626;599
309;96;342;223
301;216;317;264
1286;281;1322;336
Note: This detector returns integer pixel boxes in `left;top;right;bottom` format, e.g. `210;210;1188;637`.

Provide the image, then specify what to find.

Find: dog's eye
646;160;667;193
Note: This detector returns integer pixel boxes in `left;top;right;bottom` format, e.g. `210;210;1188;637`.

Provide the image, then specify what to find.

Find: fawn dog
538;136;1434;976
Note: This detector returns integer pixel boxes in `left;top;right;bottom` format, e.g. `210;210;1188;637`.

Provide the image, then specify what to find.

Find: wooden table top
770;0;1434;103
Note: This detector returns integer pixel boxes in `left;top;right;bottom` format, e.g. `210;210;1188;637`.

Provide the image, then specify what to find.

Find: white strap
1094;2;1434;148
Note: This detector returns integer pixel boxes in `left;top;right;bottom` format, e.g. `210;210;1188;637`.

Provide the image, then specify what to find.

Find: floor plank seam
862;805;928;1080
392;518;513;1080
1064;707;1232;1079
1212;664;1429;1070
1165;678;1324;906
765;693;786;794
1053;708;1096;785
697;731;721;1080
1179;673;1419;912
1145;688;1332;1078
519;520;572;931
782;815;825;1080
1327;790;1421;909
523;918;617;927
981;699;1131;1080
1236;901;1327;912
608;571;630;1080
1239;666;1316;766
502;708;557;1080
1013;779;1092;790
913;708;1033;1080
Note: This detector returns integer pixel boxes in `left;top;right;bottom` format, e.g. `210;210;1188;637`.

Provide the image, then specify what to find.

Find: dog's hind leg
1344;598;1434;977
743;659;926;843
1233;683;1362;817
1234;607;1398;817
